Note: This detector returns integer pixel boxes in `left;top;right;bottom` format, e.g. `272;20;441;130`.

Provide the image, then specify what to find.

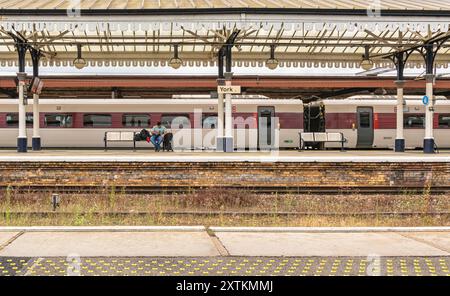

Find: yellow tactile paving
0;256;449;276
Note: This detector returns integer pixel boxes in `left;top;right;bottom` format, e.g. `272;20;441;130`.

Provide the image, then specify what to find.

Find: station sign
30;77;44;95
218;85;241;94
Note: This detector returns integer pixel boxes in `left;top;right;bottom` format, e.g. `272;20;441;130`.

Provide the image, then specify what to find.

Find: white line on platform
0;156;450;163
0;226;206;232
209;227;450;233
1;226;449;233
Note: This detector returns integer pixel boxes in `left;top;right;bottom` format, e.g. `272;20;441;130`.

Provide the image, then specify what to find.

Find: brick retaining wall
0;162;448;190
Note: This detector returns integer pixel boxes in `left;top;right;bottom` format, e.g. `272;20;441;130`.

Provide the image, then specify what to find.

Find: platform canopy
1;0;450;69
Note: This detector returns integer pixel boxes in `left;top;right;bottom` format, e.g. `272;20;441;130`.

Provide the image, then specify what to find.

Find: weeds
72;204;85;226
109;185;116;209
175;188;260;209
423;181;433;214
4;186;12;225
0;187;448;227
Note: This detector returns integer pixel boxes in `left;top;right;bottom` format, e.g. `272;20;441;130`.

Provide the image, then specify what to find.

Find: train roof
336;95;448;100
317;98;450;106
0;98;303;105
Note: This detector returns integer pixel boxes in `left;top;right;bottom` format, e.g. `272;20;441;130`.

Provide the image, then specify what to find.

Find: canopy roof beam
1;1;450;69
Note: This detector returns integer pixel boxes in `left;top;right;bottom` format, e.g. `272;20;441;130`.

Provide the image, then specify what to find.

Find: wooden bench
299;132;347;151
104;131;138;151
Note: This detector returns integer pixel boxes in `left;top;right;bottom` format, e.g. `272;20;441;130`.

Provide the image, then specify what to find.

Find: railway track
2;185;450;194
2;211;449;218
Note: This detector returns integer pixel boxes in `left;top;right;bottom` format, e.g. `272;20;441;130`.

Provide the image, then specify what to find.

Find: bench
299;132;347;151
104;131;138;151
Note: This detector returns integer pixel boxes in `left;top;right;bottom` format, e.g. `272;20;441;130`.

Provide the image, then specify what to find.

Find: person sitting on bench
150;122;166;152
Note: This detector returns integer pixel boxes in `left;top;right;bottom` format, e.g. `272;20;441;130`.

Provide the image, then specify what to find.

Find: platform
0;227;449;276
0;149;449;163
1;226;449;257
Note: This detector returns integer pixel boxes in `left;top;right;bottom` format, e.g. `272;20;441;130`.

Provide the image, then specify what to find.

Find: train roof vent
232;95;270;99
172;94;270;99
171;95;212;99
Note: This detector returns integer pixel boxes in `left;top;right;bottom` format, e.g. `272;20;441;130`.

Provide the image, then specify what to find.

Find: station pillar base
32;137;41;151
216;137;224;152
17;137;27;153
394;139;405;152
223;137;234;153
423;138;435;154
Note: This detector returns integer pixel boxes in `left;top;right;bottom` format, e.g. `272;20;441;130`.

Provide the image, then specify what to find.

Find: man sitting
150;122;166;152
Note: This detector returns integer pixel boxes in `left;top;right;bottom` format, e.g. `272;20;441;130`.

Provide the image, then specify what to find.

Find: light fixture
73;44;86;70
360;45;374;71
266;45;279;70
169;44;183;69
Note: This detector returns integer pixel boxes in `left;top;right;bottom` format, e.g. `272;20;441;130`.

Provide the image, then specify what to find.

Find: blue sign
422;95;429;105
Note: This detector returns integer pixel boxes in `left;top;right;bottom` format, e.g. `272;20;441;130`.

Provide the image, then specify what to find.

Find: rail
2;211;449;218
2;185;450;195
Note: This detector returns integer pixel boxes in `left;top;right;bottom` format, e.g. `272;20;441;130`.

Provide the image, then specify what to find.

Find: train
306;95;450;149
0;97;303;150
0;95;449;150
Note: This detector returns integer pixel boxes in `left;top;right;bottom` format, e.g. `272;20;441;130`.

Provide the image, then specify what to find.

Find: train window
6;113;33;127
359;112;371;128
439;114;450;128
45;114;73;128
122;114;150;128
161;114;190;129
83;114;112;127
202;115;217;129
404;114;425;128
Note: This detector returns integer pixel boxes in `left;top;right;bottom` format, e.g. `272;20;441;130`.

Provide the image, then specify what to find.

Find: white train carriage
0;97;304;149
312;96;450;149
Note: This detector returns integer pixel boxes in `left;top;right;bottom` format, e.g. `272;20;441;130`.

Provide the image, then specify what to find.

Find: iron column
216;47;225;152
394;52;407;152
16;42;28;153
423;44;435;154
223;44;234;152
30;48;41;151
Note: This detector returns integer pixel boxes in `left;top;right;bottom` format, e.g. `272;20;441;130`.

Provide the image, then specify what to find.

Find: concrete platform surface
1;227;449;258
402;232;450;254
214;232;450;257
0;232;219;257
0;149;449;162
0;232;19;247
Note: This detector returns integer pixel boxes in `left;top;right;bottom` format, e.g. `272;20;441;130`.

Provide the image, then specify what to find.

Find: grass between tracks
0;186;449;227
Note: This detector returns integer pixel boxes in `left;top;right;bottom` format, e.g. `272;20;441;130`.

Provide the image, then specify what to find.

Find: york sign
218;86;241;94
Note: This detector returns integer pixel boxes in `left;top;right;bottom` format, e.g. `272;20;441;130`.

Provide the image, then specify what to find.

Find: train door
303;103;326;149
258;106;275;150
356;107;374;148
